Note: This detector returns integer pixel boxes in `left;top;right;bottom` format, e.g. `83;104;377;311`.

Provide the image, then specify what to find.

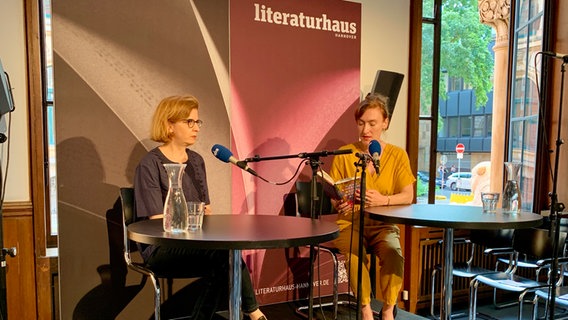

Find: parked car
446;172;472;191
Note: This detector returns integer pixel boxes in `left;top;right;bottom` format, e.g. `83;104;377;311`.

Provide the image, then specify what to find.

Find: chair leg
330;248;339;320
518;291;528;320
431;268;438;319
493;259;532;310
149;274;161;320
493;260;500;308
532;294;539;320
470;279;479;320
296;246;340;320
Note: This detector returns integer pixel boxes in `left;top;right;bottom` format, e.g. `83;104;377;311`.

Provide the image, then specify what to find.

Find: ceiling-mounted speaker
371;70;404;119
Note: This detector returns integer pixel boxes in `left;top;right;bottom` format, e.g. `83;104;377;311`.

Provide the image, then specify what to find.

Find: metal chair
494;218;568;309
532;284;568;319
430;228;515;319
291;181;351;319
493;246;550;309
292;181;380;319
120;187;164;320
120;187;184;320
471;228;568;320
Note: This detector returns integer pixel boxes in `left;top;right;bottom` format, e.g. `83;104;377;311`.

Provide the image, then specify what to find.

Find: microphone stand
243;148;351;320
303;155;325;320
353;153;369;320
243;149;352;163
547;59;567;320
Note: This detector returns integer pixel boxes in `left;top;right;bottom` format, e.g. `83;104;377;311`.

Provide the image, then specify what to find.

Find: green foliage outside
417;178;428;197
421;0;494;121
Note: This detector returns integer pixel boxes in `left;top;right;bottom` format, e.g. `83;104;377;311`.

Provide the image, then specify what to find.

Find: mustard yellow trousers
334;216;404;306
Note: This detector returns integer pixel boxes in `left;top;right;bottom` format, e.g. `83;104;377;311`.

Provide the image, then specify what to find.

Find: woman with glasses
134;95;266;320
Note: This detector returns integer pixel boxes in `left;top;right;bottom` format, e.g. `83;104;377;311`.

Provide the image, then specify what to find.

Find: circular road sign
456;143;465;154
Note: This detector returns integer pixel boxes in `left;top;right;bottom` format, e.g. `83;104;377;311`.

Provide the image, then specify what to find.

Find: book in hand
317;170;361;205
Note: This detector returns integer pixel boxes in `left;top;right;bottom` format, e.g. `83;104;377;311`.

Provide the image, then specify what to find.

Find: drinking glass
481;192;499;213
187;201;205;231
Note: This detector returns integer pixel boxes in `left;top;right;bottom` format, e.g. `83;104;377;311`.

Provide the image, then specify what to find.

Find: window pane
512;77;525;118
529;0;545;19
423;0;435;19
520;116;538;211
517;0;530;25
47;106;58;235
42;0;58;238
473;115;485;137
448;117;458;137
523;116;538;161
417;120;432;204
421;23;434;117
43;0;53;102
511;120;524;158
509;0;545;212
526;75;539;116
460;116;471;137
527;15;543;116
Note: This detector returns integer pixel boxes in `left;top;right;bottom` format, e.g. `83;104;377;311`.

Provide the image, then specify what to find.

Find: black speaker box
0;59;15;117
371;70;404;119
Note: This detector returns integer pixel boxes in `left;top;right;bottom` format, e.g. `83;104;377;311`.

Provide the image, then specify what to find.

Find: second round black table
365;204;543;320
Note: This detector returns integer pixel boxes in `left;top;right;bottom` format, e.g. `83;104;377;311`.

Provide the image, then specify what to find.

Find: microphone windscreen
369;140;381;155
211;144;233;162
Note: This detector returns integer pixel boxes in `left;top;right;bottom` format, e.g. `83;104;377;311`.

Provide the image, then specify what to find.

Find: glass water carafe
163;163;188;232
502;162;521;213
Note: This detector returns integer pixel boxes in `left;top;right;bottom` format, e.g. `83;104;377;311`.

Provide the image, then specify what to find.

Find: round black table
128;214;339;320
365;204;543;320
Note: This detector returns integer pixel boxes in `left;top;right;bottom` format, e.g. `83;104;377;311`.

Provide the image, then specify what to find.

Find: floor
256;296;424;319
234;294;568;320
212;295;568;320
158;283;568;320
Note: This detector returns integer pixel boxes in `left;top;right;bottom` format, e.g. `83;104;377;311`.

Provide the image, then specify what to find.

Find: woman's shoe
244;309;267;320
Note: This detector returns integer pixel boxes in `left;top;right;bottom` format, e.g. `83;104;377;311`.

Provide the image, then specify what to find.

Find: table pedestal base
229;250;242;320
228;248;316;320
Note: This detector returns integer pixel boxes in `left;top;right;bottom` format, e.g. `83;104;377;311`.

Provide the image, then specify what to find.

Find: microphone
369;139;381;174
211;144;258;176
542;51;568;63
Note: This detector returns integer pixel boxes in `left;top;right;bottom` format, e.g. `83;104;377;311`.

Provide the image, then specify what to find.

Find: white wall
0;0;30;202
358;0;410;148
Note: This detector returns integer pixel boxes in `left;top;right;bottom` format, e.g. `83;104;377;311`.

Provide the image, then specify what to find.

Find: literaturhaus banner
230;0;361;305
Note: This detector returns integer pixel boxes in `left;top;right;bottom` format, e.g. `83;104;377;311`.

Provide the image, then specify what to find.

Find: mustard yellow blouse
329;142;415;199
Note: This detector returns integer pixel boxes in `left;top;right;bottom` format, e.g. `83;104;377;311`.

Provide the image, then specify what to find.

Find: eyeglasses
183;119;203;128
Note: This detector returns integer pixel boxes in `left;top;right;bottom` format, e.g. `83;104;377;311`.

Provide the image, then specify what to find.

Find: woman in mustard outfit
329;93;415;320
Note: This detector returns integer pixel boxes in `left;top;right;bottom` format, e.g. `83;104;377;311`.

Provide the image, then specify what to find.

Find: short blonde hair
354;93;391;129
150;95;199;143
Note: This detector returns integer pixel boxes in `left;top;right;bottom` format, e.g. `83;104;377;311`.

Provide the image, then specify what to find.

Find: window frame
508;0;551;212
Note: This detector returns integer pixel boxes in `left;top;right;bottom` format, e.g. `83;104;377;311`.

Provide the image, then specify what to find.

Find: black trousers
144;246;259;319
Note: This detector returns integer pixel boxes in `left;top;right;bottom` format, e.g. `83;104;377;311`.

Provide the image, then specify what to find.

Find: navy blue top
134;147;210;220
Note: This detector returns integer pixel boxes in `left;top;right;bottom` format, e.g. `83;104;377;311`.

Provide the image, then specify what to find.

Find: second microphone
211;144;258;176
